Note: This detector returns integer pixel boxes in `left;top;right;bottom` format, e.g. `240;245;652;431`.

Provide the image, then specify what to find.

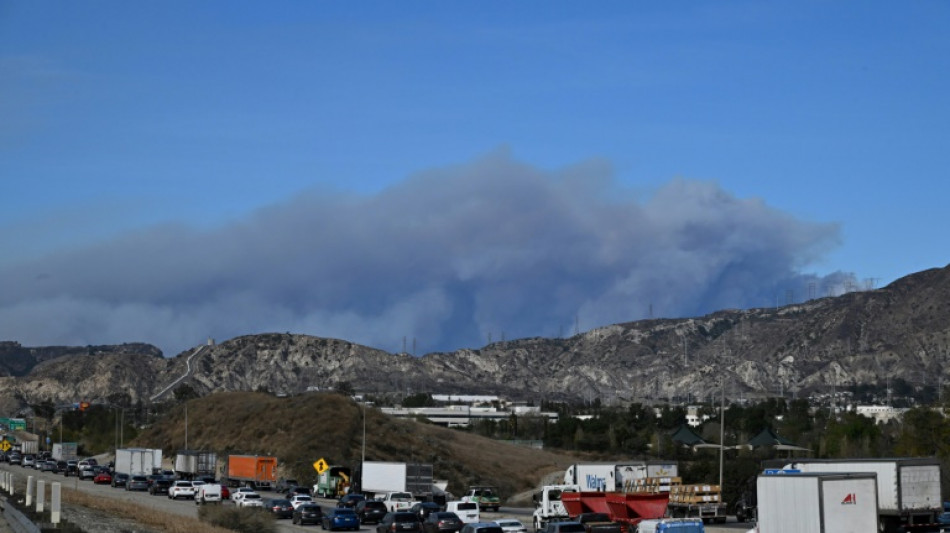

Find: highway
0;464;751;533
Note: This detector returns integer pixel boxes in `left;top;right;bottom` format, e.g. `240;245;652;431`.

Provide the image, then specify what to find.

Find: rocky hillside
2;264;950;410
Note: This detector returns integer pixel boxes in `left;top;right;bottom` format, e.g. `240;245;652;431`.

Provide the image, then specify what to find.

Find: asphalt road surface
0;464;754;533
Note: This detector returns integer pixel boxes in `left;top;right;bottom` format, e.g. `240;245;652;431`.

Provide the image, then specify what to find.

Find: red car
93;471;113;485
221;485;231;500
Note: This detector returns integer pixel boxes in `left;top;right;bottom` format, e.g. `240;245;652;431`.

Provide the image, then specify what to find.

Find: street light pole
719;377;725;493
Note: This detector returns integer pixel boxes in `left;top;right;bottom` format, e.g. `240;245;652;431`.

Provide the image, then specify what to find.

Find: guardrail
1;497;42;533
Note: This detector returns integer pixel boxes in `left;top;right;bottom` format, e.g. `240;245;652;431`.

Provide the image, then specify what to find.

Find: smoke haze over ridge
0;151;855;357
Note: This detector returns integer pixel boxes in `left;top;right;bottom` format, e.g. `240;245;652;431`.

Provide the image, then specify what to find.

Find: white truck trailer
780;458;943;532
358;461;433;500
51;442;78;461
174;450;218;480
563;462;678;492
758;472;879;533
115;448;163;477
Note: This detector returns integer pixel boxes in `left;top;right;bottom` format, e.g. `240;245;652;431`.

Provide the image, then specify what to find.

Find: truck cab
532;485;580;531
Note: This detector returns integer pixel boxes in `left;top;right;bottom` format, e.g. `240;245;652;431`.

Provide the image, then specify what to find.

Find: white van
447;501;480;524
195;483;223;504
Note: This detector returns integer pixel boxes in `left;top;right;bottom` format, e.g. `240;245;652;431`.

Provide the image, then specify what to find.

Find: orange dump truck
225;455;278;490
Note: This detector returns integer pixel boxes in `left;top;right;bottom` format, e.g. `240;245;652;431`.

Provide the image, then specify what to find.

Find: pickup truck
383;491;415;512
462;486;501;512
575;513;622;533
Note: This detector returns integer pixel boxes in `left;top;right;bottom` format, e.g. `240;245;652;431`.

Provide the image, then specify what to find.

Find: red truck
561;491;668;532
225;455;278;490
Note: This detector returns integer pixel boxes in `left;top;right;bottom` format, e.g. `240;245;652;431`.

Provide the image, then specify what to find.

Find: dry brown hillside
134;391;579;500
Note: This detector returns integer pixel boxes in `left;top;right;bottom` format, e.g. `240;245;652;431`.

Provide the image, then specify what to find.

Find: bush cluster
197;504;276;533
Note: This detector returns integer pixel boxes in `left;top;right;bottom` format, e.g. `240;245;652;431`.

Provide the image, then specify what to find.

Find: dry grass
136;391;581;499
62;488;234;533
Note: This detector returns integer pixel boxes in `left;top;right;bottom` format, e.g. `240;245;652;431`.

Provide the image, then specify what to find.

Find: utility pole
719;376;725;494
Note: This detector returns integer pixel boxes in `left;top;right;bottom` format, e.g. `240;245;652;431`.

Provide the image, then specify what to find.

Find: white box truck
115;448;163;477
780;458;942;532
757;472;879;533
52;442;78;461
358;461;433;499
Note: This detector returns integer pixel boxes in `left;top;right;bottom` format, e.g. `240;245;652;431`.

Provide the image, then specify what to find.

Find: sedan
93;471;113;485
111;473;129;488
495;520;527;533
423;512;464;533
293;503;324;526
322;507;360;531
236;492;264;508
126;475;149;491
338;494;366;508
265;498;295;519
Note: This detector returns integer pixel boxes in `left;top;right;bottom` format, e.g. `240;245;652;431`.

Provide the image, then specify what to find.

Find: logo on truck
585;475;607;490
841;493;857;505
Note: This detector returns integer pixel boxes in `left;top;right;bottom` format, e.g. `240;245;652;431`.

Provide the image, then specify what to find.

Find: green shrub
197;505;276;533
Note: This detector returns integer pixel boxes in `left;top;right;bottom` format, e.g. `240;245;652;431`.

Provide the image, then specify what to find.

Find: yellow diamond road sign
313;458;329;474
0;440;10;452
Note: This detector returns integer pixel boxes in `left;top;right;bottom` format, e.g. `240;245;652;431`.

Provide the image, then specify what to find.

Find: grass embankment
137;391;579;499
62;488;276;533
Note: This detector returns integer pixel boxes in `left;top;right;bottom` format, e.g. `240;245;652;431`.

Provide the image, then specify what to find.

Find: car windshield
366;502;386;509
392;492;413;500
245;494;261;500
336;509;356;516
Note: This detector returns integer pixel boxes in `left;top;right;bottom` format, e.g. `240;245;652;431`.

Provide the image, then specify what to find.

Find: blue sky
2;2;948;357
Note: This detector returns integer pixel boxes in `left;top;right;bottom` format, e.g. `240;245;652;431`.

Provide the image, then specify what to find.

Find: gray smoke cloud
0;151;853;356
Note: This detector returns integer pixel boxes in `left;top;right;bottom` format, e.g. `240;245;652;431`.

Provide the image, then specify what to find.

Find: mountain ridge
3;263;949;411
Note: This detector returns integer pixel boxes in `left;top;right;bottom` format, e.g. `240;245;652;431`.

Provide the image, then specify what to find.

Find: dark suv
357;500;388;524
376;512;422;533
149;478;172;496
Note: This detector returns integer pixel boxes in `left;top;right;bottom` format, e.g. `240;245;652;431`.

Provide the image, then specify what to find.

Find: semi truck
52;442;78;461
314;465;351;497
777;458;944;532
357;461;433;500
174;450;218;480
115;448;163;477
532;484;580;531
757;472;879;533
560;488;669;531
225;455;278;490
563;462;678;492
